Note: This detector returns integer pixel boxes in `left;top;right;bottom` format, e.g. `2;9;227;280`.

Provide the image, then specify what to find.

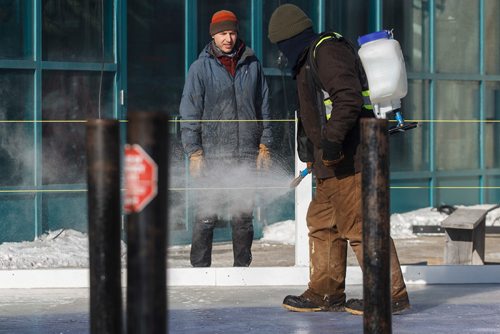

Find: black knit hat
268;4;313;43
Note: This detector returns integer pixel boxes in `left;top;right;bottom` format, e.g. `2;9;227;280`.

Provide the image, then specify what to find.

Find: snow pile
0;205;498;269
0;229;126;269
390;207;448;239
391;204;500;239
261;205;500;243
261;220;295;245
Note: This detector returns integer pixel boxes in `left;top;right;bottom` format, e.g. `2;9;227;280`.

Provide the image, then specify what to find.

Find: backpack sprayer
357;30;418;134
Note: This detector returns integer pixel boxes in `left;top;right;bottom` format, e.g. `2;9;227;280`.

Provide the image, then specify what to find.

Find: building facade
0;0;499;244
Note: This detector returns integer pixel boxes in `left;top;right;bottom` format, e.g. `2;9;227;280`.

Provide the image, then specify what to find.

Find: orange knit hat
210;10;238;35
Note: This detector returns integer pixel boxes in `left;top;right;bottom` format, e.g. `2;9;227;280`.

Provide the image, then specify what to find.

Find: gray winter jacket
180;41;272;163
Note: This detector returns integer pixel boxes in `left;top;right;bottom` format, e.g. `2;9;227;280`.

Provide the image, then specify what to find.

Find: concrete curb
1;265;499;288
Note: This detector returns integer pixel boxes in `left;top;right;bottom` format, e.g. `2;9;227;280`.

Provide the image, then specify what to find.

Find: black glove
321;140;344;167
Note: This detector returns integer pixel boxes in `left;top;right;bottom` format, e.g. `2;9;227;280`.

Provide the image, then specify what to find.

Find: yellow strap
313;33;342;58
315;34;371;117
362;90;372;109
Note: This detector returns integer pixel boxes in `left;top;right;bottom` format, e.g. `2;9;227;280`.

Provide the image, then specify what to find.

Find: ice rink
1;284;500;333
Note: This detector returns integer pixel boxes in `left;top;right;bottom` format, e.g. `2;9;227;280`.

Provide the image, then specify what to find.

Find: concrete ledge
0;269;90;289
402;265;500;284
0;265;499;288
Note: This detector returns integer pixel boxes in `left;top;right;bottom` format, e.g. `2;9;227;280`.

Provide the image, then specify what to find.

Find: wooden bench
441;208;487;265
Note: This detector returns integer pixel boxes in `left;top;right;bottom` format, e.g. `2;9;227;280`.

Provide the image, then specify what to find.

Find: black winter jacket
296;35;370;179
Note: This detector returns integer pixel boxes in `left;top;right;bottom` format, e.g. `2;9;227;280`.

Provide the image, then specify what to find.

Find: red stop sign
124;144;158;213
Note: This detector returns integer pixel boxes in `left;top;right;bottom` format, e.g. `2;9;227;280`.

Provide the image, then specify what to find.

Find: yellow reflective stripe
361;90;372;109
313;33;343;58
324;98;332;120
313;36;333;58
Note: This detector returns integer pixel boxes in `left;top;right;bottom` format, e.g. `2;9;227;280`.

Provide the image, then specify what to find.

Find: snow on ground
0;205;499;269
261;220;295;245
0;229;127;270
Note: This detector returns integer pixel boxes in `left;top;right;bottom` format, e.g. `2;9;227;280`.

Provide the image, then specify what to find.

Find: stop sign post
124;144;158;213
125;112;168;334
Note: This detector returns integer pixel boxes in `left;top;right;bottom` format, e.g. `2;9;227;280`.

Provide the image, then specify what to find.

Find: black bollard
361;118;392;334
125;112;168;334
86;119;122;334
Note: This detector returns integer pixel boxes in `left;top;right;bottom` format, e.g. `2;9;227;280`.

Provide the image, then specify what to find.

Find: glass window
266;75;297;164
436;177;480;206
0;1;32;60
485;0;500;74
325;0;369;43
390;80;430;171
127;0;184;115
435;0;479;74
0;195;35;243
485;82;500;168
41;70;114;185
435;80;480;171
42;0;114;62
384;0;429;72
390;179;430;213
42;193;87;233
197;1;251;54
0;70;34;187
127;0;187;240
485;176;500;204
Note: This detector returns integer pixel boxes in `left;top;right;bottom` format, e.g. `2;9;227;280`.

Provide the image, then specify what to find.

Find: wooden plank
412;225;500;234
472;220;485;265
441;208;487;230
444;228;473;264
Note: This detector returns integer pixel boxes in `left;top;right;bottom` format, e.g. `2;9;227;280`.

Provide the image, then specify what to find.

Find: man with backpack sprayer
268;4;410;314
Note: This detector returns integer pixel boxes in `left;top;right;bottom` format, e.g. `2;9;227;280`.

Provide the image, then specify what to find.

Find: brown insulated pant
306;172;407;301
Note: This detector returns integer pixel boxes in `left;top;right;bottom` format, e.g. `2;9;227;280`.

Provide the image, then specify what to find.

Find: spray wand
290;167;311;188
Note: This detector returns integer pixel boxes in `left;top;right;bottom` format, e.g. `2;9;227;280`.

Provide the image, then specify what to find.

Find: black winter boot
190;217;216;267
231;214;254;267
345;294;411;315
282;289;345;312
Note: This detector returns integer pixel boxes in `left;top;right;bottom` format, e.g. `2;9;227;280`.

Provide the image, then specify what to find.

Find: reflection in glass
390;80;429;171
0;0;32;59
127;0;184;113
485;82;500;168
41;193;87;234
485;0;500;74
384;0;429;72
42;0;113;62
485;176;500;204
436;177;480;206
41;71;114;184
435;81;479;171
435;0;479;74
0;70;34;186
127;0;187;246
325;0;368;43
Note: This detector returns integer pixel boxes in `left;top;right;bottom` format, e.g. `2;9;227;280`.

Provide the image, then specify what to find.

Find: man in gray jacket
180;10;272;267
